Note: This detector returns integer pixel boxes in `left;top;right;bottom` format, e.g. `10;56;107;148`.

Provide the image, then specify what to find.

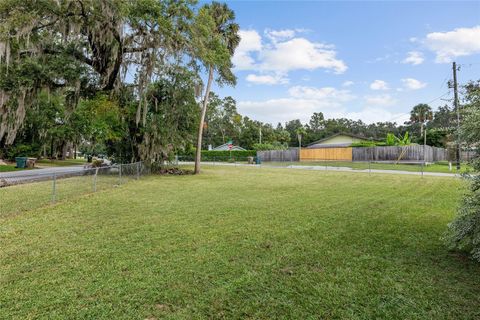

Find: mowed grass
36;158;87;167
1;167;479;319
0;165;22;172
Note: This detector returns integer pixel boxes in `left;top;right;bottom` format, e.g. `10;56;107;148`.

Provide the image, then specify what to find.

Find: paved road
179;161;460;178
0;165;91;184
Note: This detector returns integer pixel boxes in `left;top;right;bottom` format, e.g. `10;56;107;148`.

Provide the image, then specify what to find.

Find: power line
384;90;452;124
425;91;451;105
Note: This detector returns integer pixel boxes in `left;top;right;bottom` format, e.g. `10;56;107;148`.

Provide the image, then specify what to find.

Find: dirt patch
153;167;193;175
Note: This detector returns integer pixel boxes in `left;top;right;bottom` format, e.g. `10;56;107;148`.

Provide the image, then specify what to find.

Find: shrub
5;143;41;160
386;133;396;146
445;160;480;261
445;100;480;261
179;150;256;161
351;141;377;147
252;142;287;151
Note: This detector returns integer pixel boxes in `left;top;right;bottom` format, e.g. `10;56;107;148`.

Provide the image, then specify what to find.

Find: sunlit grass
36;158;88;167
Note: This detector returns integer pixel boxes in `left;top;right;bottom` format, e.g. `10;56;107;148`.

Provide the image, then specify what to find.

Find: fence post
93;168;98;192
51;172;56;203
119;163;122;185
421;161;424;178
136;162;140;180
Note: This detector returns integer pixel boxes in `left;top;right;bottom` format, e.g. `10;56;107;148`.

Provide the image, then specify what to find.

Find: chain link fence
0;162;146;219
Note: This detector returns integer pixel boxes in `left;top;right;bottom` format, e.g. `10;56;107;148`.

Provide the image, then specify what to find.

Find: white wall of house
315;135;368;146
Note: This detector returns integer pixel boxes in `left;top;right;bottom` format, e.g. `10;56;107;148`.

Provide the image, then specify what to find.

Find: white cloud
238;98;334;124
402;51;424;65
260;38;347;74
246;73;288;85
265;29;296;42
401;78;427;90
288;86;354;101
424;26;480;63
233;28;347;77
369;80;389;91
365;94;396;106
232;30;262;70
238;98;405;125
342;80;354;87
329;107;410;125
238;85;353;123
237;85;404;124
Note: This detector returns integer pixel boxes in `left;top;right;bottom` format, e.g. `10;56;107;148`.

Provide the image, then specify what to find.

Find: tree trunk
50;138;54;159
194;66;214;174
67;142;73;159
61;141;67;160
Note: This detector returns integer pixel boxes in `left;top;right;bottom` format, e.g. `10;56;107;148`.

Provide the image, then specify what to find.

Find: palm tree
295;127;307;151
410;103;433;139
194;2;240;174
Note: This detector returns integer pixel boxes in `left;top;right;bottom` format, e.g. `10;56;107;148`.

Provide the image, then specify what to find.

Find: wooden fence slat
257;149;299;162
352;145;448;162
299;147;352;161
259;146;456;162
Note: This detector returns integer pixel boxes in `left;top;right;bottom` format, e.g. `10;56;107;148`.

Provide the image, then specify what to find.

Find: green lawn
1;167;479;319
36;158;87;167
0;165;23;172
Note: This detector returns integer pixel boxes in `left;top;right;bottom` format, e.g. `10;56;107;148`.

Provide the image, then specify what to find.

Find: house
211;143;246;151
306;133;373;149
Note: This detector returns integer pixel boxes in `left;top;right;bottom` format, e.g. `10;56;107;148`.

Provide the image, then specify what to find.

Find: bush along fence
0;162;147;218
178;150;256;162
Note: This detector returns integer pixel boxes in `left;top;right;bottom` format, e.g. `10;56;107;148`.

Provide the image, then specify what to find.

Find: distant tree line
200;94;463;151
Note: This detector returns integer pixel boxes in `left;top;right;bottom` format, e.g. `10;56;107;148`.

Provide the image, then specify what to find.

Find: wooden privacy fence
300;147;352;161
257;149;299;162
352;145;448;162
260;145;455;162
461;150;477;161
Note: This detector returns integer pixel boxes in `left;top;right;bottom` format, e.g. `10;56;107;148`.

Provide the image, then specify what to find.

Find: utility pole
423;120;427;164
452;61;461;170
259;127;262;144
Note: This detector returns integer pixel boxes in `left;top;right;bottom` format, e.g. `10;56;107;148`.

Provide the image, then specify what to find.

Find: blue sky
209;1;480;125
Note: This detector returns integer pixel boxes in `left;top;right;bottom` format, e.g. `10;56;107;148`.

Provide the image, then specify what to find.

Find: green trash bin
15;157;28;168
255;156;261;165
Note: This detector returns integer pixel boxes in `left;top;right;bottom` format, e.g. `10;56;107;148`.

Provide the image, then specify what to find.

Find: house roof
306;132;377;147
212;143;246;151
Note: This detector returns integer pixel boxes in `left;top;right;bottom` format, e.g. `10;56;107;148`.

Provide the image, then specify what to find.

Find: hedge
179;150;256;161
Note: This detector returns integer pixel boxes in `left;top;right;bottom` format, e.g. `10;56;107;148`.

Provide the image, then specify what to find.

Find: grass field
36;158;88;167
0;165;24;172
1;166;479;319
